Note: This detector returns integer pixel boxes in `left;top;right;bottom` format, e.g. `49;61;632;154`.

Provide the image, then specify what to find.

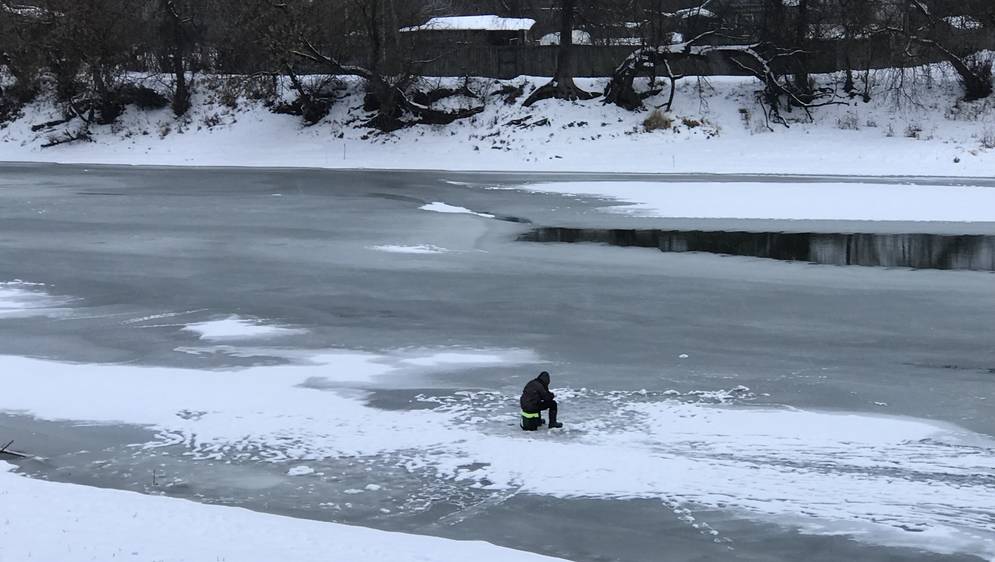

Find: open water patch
519;228;995;272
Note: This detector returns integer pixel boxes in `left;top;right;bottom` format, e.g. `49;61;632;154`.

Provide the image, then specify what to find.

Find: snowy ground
2;66;995;176
0;462;567;562
1;166;993;562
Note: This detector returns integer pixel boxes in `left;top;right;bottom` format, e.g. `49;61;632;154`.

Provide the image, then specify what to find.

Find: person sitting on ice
520;371;562;430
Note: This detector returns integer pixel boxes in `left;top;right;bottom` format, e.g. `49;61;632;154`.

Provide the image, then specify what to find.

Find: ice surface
399;350;538;368
1;278;993;558
2;168;994;561
0;462;566;562
2;352;993;559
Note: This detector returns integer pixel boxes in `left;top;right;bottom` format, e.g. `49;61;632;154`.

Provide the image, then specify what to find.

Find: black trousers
522;399;557;431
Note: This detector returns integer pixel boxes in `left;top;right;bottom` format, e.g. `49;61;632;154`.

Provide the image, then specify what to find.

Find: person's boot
548;409;562;429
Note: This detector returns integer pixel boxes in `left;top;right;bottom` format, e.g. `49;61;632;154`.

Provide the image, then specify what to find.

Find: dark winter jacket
520;373;554;413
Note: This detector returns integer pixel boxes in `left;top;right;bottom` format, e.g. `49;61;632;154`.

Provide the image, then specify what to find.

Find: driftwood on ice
0;439;29;459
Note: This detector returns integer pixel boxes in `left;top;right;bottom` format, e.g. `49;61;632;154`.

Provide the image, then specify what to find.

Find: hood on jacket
537;371;550;387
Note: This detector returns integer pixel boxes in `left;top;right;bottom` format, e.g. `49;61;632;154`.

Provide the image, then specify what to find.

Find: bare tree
292;0;484;131
885;0;993;100
0;0;53;113
44;0;151;122
823;0;881;98
151;0;197;116
604;30;840;128
523;0;598;106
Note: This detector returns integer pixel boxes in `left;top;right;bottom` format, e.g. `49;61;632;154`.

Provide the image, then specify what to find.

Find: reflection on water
520;228;995;271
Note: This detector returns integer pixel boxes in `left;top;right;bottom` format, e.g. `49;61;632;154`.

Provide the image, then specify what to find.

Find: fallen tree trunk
41;128;92;149
292;42;484;132
0;440;29;459
31;117;74;132
604;34;840;128
411;82;479;106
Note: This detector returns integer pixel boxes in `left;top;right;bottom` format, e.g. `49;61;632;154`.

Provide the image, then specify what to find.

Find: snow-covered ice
0;281;71;319
399;349;539;368
0;279;993;559
519;181;995;222
420;202;496;218
287;465;316;476
182;315;307;341
1;351;993;559
369;244;450;254
0;462;566;562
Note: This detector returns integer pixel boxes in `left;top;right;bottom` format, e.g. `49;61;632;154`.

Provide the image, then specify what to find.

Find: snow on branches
604;32;840;129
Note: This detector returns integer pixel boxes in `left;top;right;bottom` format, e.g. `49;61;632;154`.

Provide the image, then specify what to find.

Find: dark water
521;228;995;271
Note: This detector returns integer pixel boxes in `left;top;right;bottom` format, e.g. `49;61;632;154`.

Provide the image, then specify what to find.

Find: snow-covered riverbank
2;69;995;177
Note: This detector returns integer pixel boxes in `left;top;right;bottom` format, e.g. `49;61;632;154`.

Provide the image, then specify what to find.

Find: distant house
400;15;538;47
538;30;593;46
708;0;765;32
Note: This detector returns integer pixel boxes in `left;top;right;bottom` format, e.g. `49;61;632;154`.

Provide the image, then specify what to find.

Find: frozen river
1;164;993;562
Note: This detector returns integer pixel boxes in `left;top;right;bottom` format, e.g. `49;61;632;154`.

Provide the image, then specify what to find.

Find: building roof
400;15;537;33
1;2;51;19
674;7;718;19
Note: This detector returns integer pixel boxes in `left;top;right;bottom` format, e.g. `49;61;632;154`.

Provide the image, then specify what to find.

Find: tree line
1;0;992;135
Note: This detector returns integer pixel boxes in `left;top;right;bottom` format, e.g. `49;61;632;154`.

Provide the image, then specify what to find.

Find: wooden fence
412;32;992;78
